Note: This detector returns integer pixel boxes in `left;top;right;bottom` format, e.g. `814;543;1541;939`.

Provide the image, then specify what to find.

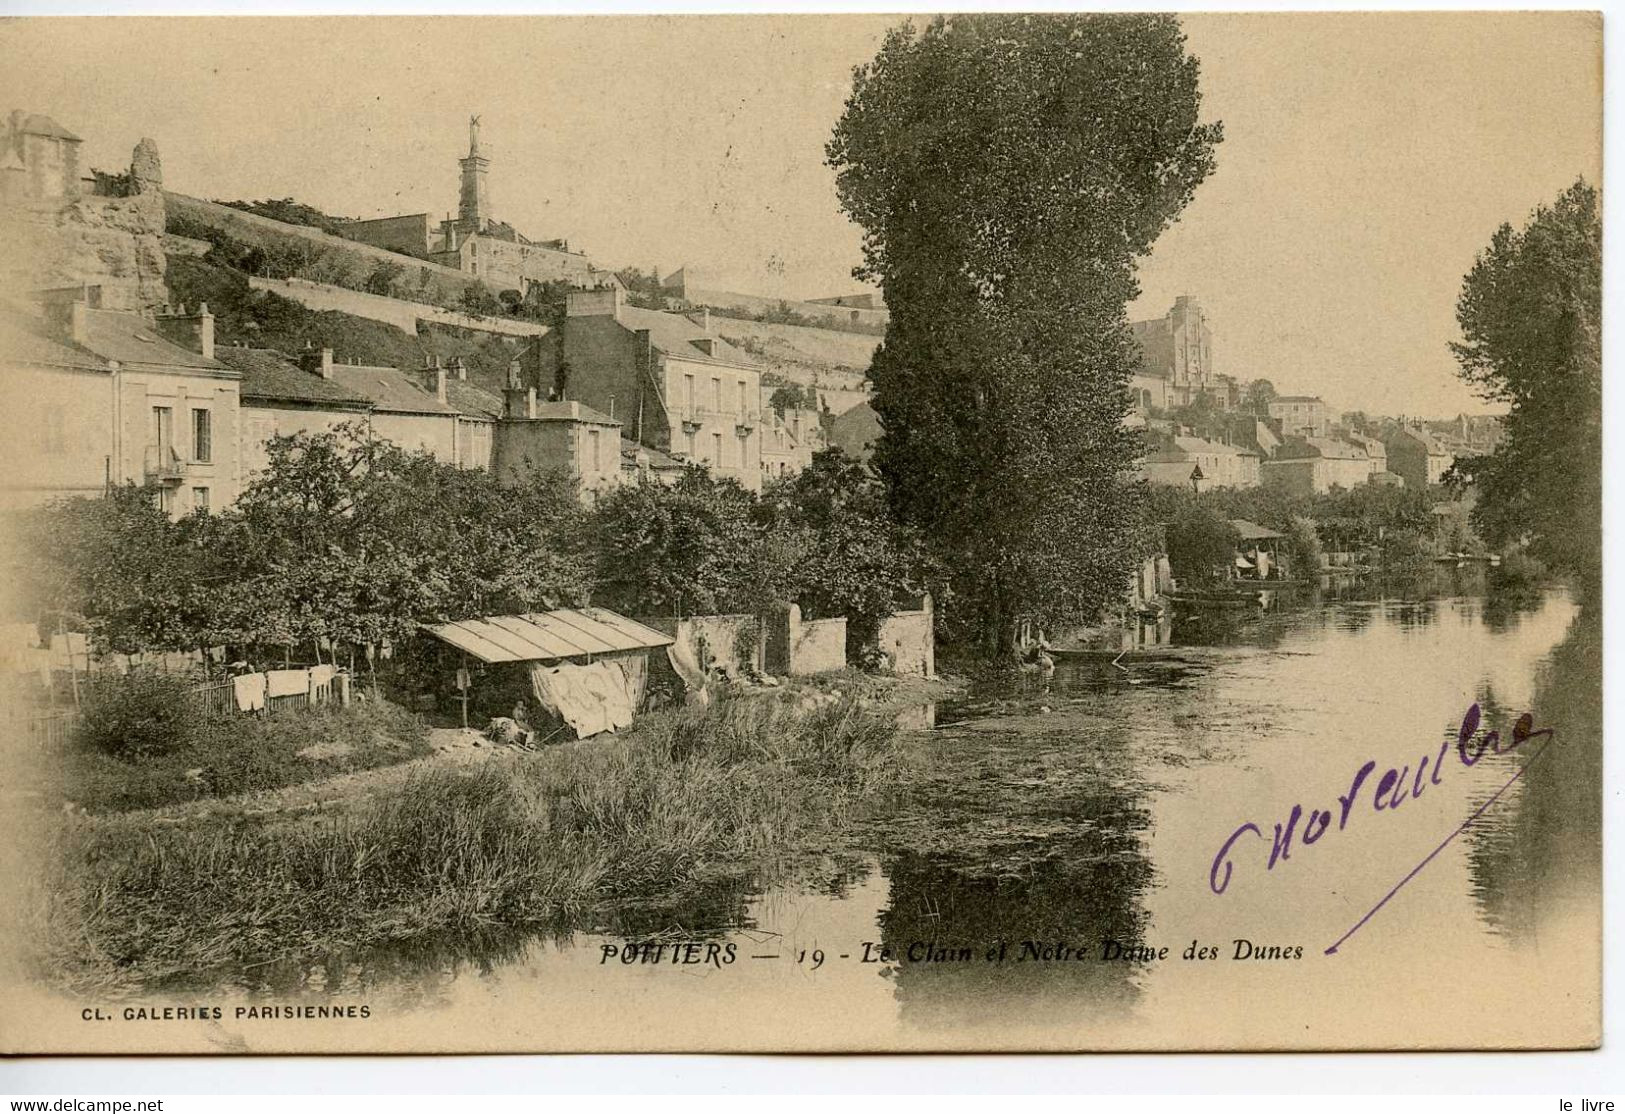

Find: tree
1451;180;1600;590
588;468;799;617
827;13;1221;654
1165;506;1239;585
1242;378;1277;417
761;448;937;651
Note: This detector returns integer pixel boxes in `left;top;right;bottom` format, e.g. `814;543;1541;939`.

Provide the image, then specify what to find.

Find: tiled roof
615;303;756;367
214;347;372;407
79;308;227;372
0;311;105;371
17;114;80;142
326;363;458;416
445;378;504;421
1280;436;1368;461
620;438;685;471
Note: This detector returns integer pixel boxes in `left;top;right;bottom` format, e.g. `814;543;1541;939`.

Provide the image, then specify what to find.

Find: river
230;575;1602;1052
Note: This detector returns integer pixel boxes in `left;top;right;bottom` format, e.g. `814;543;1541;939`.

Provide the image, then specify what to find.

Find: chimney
154;301;214;360
504;385;537;420
300;347;334;379
566;286;623;319
448;355;467;381
430;364;448;404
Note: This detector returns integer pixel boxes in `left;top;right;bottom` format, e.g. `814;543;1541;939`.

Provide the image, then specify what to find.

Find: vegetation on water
33;694;900;994
828;13;1222;656
39;680;431;813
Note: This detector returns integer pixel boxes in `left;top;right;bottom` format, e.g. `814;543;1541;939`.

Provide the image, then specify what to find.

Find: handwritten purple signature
1208;703;1555;955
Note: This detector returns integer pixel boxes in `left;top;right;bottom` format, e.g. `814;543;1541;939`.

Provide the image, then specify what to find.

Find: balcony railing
144;444;185;484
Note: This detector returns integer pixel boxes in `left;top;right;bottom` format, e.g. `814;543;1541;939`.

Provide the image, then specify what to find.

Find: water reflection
1465;609;1601;941
176;575;1595;1050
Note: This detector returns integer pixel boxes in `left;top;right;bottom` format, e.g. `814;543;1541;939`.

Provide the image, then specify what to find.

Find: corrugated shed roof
421;608;673;663
79;308;227;371
214;347;372;407
327;363;458;415
1230;518;1285;541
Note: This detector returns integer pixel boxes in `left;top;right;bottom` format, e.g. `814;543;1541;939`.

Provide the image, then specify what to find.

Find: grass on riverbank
32;693;900;994
40;697;432;814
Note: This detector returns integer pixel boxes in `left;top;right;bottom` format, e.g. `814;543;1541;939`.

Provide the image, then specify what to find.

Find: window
712;432;723;465
737;381;746;414
738;431;749;471
685;429;696;457
151;406;173;452
192;486;210;514
155;487;174;515
712;378;722;412
191;407;212;463
588;428;601;473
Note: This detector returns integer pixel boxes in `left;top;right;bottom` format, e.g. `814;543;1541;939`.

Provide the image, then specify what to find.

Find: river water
237;575;1603;1052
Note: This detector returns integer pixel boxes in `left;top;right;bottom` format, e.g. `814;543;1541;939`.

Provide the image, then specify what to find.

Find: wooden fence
6;670;343;750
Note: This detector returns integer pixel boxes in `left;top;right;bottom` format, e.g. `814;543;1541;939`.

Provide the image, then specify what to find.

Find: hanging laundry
233;672;268;712
266;669;309;699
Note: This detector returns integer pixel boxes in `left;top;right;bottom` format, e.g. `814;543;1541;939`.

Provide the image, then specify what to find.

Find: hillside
710;317;877;415
165;255;527;391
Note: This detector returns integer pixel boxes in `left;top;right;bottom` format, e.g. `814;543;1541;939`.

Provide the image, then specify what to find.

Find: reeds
33;692;900;993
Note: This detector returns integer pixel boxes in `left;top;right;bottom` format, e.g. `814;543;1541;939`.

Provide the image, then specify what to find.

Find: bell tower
457;115;490;230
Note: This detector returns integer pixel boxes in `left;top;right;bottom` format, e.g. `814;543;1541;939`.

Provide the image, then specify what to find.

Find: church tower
457;115;490;231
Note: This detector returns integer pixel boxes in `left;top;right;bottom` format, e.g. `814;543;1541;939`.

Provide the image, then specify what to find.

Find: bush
74;672;199;762
53;697;432;813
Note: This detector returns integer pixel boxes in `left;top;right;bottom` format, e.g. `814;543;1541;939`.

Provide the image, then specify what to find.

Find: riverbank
28;671;961;995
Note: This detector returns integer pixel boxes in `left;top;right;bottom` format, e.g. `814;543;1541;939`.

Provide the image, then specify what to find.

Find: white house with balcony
0;288;240;516
528;287;763;491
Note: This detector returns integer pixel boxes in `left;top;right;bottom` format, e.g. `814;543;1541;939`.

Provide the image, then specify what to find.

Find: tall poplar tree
827;14;1221;653
1451;180;1601;595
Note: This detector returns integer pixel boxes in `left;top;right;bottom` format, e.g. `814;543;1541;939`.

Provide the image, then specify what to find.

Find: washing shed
419;608;674;740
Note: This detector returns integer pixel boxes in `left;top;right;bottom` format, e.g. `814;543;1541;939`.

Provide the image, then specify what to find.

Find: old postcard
0;11;1602;1054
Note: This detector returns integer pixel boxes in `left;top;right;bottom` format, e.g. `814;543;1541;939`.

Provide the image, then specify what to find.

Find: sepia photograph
0;9;1604;1057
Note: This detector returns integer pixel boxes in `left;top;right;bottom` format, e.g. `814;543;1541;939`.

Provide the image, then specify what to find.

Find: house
1139;434;1259;491
0;290;241;516
215;345;373;481
829;399;881;462
489;387;624;502
620;438;686;487
526;286;765;491
758;396;825;480
1340;432;1390;480
1382;425;1455;491
1262;436;1374;494
1268;396;1330;439
317;352;466;466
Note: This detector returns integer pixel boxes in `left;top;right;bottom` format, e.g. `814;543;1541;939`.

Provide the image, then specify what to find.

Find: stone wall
247;276;547;339
636;614;764;676
166;192;487;308
765;603;846;676
874;594;934;678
